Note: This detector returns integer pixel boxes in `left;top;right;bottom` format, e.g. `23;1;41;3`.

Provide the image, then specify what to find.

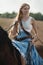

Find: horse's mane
0;26;14;54
0;26;22;65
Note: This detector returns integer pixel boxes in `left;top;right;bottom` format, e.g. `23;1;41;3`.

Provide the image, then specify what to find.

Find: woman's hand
31;33;38;43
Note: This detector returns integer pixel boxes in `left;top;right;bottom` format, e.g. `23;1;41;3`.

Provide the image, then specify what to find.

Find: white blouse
18;16;34;33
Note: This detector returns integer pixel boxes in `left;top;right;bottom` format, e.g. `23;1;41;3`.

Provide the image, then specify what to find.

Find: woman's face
21;5;30;15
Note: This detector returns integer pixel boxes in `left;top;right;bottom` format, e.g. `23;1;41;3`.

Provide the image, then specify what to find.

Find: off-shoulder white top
18;16;34;33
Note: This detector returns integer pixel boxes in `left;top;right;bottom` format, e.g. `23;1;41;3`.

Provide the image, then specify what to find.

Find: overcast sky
0;0;43;14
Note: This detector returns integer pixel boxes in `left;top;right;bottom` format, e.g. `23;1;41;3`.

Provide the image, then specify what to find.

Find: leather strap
20;22;32;38
15;35;33;41
14;22;33;41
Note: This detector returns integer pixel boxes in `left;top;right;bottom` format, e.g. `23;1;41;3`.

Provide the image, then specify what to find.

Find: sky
0;0;43;14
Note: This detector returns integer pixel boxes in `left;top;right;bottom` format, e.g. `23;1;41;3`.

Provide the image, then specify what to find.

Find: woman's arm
31;18;37;34
31;18;38;42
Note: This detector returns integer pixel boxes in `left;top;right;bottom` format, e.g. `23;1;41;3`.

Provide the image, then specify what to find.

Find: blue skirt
12;31;43;65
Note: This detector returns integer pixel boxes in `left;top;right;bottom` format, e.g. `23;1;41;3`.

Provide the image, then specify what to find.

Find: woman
9;3;43;65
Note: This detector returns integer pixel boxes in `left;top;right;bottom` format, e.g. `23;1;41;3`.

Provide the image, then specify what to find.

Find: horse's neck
0;43;18;65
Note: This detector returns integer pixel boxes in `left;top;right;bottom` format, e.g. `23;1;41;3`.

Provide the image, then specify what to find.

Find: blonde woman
11;3;43;65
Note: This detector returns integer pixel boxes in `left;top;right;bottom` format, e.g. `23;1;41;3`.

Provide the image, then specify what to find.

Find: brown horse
0;26;22;65
0;26;43;65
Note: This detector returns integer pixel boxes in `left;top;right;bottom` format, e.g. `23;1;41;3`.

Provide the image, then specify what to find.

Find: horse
0;26;43;65
0;26;22;65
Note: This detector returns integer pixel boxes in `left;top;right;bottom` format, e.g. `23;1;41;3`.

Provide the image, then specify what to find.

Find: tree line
0;12;43;20
0;12;17;18
30;12;43;20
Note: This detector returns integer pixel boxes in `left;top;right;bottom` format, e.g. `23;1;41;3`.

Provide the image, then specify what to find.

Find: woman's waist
15;35;32;41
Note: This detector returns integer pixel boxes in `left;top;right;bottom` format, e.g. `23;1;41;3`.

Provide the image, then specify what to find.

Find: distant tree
0;12;17;18
9;12;17;18
30;12;43;20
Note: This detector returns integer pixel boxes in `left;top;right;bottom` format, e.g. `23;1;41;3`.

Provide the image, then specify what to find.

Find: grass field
0;18;14;30
0;18;43;46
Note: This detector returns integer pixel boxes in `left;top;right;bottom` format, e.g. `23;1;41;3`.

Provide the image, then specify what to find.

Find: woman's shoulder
30;16;35;22
29;16;36;25
29;16;35;20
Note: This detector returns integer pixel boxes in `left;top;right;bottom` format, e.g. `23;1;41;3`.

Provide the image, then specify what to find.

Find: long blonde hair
15;3;30;23
18;3;30;22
